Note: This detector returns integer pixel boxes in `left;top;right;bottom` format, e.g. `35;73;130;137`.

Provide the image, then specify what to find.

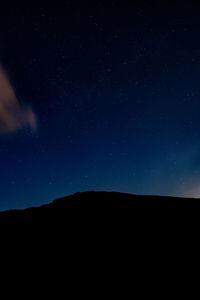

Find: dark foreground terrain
0;191;196;221
0;191;198;261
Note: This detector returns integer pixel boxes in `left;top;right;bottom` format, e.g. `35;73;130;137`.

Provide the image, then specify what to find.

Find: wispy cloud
0;65;37;134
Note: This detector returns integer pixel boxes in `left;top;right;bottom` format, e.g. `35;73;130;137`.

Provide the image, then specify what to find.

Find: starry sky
1;2;200;210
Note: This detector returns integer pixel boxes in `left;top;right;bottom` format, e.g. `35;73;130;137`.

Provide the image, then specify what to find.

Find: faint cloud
0;65;37;134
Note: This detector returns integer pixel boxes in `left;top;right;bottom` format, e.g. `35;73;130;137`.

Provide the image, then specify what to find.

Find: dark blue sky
1;2;200;210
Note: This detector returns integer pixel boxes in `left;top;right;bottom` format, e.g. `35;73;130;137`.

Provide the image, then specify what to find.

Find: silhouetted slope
1;190;197;297
0;191;195;220
0;191;198;257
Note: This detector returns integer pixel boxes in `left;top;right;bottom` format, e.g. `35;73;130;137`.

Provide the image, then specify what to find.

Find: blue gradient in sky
1;3;200;210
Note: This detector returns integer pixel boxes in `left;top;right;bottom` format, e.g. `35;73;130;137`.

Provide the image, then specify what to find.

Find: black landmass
0;191;198;257
0;191;196;221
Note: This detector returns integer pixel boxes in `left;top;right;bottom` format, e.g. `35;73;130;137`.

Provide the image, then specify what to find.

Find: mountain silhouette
0;191;197;258
0;191;195;221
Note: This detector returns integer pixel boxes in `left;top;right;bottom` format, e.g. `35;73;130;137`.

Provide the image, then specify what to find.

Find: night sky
1;2;200;210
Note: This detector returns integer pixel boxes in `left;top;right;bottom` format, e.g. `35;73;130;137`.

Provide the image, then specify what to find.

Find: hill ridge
0;190;195;216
